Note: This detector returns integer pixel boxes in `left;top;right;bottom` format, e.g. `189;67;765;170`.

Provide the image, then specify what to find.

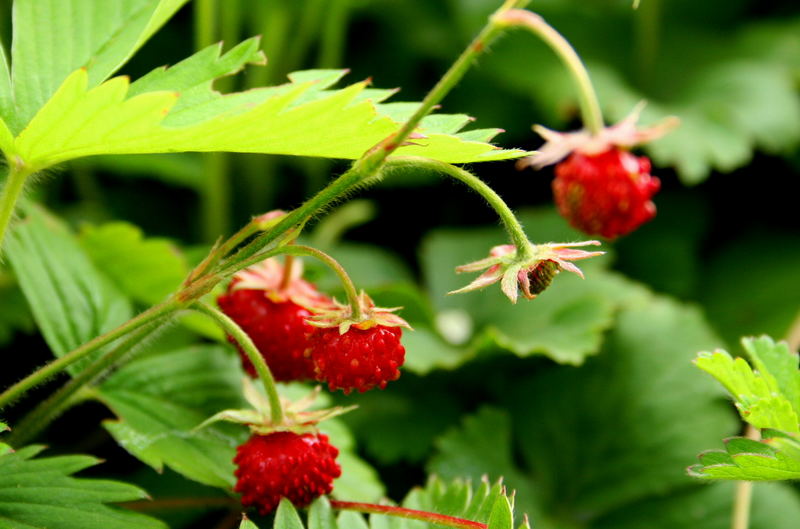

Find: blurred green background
1;1;799;528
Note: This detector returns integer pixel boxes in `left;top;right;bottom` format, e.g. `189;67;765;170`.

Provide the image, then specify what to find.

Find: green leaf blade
0;446;166;529
5;206;133;373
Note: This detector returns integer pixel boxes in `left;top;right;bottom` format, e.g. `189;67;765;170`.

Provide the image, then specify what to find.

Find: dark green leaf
0;445;166;529
79;222;187;305
5;206;132;373
429;296;736;525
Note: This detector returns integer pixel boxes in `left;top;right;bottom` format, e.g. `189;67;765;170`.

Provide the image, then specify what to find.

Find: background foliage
1;0;799;528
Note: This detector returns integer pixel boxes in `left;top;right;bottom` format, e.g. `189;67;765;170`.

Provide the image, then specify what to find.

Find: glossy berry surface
552;148;660;239
217;288;316;381
234;432;340;515
312;326;405;394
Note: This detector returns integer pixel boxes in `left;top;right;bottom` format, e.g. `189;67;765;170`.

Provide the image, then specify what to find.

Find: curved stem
387;157;533;258
219;0;533;272
330;501;486;529
8;320;167;445
281;244;362;320
0;158;32;251
193;301;283;425
0;299;181;411
495;9;604;135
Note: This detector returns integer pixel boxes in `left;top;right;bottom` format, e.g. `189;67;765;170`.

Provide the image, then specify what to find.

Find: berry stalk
195;301;284;425
218;0;533;274
387;157;534;259
280;245;363;321
330;501;487;529
494;9;604;135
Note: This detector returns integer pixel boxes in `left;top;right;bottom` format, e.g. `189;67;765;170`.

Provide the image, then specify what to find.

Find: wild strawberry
516;103;678;239
234;431;341;515
217;258;332;382
312;325;405;394
553;148;660;239
307;292;410;394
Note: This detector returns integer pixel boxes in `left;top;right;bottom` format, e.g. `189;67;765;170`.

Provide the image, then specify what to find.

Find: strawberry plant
1;1;799;529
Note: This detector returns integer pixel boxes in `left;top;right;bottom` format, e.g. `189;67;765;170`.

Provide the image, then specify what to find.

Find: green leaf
276;499;306;529
594;481;800;529
0;445;166;529
9;0;190;133
5;206;133;373
79;222;188;305
240;516;260;529
0;41;11;124
487;496;513;529
694;336;800;432
96;345;248;489
429;296;736;525
10;66;525;170
689;429;800;480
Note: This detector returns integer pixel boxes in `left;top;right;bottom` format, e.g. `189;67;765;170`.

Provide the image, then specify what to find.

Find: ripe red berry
552;148;660;239
311;326;405;394
217;288;318;382
234;432;340;515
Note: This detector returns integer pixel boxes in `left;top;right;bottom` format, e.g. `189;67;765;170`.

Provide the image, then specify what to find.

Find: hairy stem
495;9;604;135
387;157;533;257
331;501;487;529
731;424;760;529
220;0;532;273
194;301;283;425
0;299;180;411
8;321;166;445
282;244;362;320
0;158;32;251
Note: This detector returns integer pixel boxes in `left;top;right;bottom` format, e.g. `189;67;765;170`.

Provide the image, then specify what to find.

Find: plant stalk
330;501;487;529
194;301;283;425
731;424;760;529
494;9;604;135
387;157;533;257
0;299;181;410
0;158;32;251
220;0;533;274
8;321;166;445
282;244;362;320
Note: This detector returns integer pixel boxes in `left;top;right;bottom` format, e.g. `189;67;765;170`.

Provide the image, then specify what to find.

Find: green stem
330;501;486;529
194;0;216;51
0;158;32;251
220;0;533;272
8;321;166;445
194;301;283;425
731;424;759;529
634;0;661;91
282;244;362;320
365;0;532;174
0;299;180;411
494;9;604;135
201;153;232;241
387;157;533;258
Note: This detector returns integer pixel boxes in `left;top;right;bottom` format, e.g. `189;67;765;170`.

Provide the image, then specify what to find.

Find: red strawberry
218;289;318;381
217;258;332;382
311;325;405;394
234;431;340;515
552;148;660;239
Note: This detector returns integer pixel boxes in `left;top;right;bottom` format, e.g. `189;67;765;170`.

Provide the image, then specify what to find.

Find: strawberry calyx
195;379;355;436
306;291;411;334
517;102;679;170
229;257;334;310
450;241;605;303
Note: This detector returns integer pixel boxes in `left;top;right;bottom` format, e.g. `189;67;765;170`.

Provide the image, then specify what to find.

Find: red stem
330;501;487;529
